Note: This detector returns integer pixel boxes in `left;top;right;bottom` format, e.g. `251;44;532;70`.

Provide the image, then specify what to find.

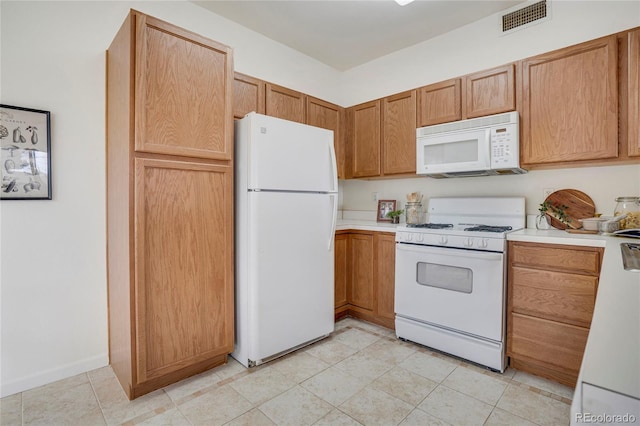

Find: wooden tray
544;189;596;230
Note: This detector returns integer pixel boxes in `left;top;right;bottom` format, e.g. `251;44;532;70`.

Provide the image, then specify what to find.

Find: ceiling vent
501;0;549;34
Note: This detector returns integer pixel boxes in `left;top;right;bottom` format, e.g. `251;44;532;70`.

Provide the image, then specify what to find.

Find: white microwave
416;111;526;178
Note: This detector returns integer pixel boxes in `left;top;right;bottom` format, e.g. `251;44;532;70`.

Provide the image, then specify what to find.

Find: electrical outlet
543;188;555;199
372;192;379;202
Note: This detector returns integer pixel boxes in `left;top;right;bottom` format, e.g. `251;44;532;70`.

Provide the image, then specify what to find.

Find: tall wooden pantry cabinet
106;10;235;399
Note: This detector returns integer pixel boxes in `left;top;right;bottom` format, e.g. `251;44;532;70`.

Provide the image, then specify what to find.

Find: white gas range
394;196;525;372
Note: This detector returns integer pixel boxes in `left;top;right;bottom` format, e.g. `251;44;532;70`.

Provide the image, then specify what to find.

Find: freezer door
247;191;336;362
245;113;337;193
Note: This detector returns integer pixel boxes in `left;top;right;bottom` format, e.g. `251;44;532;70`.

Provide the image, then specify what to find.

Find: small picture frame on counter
377;199;396;222
1;104;52;200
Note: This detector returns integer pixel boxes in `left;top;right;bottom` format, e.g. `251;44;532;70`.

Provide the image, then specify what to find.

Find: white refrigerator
232;112;337;368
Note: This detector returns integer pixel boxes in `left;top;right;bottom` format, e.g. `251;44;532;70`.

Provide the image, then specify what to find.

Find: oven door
394;243;505;341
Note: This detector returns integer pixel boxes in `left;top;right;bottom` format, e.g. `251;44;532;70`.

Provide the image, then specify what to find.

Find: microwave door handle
482;128;491;165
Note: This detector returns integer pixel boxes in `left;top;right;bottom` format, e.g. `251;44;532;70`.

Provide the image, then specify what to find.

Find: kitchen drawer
509;313;589;375
509;242;602;275
511;266;597;327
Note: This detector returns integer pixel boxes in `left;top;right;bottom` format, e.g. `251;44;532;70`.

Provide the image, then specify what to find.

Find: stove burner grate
464;225;513;233
407;223;454;229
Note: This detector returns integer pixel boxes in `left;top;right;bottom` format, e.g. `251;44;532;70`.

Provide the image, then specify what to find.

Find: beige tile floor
1;317;573;426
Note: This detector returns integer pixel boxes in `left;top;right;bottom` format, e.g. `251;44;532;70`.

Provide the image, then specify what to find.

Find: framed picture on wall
0;104;51;200
377;199;396;222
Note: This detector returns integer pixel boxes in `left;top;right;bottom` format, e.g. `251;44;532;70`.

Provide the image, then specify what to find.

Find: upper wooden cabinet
233;72;265;119
133;13;233;160
464;64;516;119
349;92;417;178
416;65;514;127
521;36;619;166
383;90;417;175
306;96;345;179
417;78;462;127
351;100;382;178
265;83;305;123
626;29;640;157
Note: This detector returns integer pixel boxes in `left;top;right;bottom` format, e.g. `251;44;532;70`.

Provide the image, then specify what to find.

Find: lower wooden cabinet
375;233;396;322
334;231;396;330
334;233;349;309
132;159;234;386
349;233;375;310
507;241;603;387
108;158;235;399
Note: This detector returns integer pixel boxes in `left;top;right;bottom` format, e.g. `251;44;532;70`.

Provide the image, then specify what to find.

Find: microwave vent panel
417;111;518;138
501;0;549;34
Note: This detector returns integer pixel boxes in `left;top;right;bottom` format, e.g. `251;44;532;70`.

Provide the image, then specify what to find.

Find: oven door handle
396;243;503;261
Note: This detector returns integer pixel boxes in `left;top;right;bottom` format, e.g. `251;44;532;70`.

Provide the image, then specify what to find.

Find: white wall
0;0;339;398
1;0;638;398
339;0;640;217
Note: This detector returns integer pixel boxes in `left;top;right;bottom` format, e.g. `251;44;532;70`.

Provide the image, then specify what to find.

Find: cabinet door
511;267;597;328
349;233;374;311
265;83;305;123
134;14;233;160
521;36;618;165
417;78;462;127
133;158;234;383
382;90;417;175
233;72;265;119
509;313;589;379
627;29;640;157
334;233;349;309
307;97;344;179
464;64;515;119
375;233;396;321
510;242;602;276
351;101;381;178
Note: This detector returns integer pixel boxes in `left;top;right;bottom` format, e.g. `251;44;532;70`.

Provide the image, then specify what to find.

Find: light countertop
336;219;399;233
508;229;640;402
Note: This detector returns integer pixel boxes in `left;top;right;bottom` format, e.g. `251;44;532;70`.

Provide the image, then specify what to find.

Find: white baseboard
1;353;109;398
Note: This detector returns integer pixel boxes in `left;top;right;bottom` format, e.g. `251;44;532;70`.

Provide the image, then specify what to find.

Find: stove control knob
439;235;448;245
479;238;489;248
417;234;424;242
464;237;474;247
406;233;413;242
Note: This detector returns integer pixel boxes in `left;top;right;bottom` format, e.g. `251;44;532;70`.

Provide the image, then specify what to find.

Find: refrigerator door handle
328;138;338;192
328;194;338;251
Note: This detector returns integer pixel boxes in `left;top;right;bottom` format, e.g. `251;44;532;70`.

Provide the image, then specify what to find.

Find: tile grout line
86;372;109;426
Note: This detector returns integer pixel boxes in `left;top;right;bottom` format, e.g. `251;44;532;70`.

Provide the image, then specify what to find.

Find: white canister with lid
614;197;640;229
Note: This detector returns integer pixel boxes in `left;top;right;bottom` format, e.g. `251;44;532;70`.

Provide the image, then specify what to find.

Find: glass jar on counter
405;202;423;225
614;196;640;229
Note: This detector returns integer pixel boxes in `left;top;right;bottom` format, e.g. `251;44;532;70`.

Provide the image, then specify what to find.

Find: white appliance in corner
232;112;337;368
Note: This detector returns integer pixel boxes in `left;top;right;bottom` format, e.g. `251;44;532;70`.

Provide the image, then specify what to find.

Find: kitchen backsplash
338;164;640;219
